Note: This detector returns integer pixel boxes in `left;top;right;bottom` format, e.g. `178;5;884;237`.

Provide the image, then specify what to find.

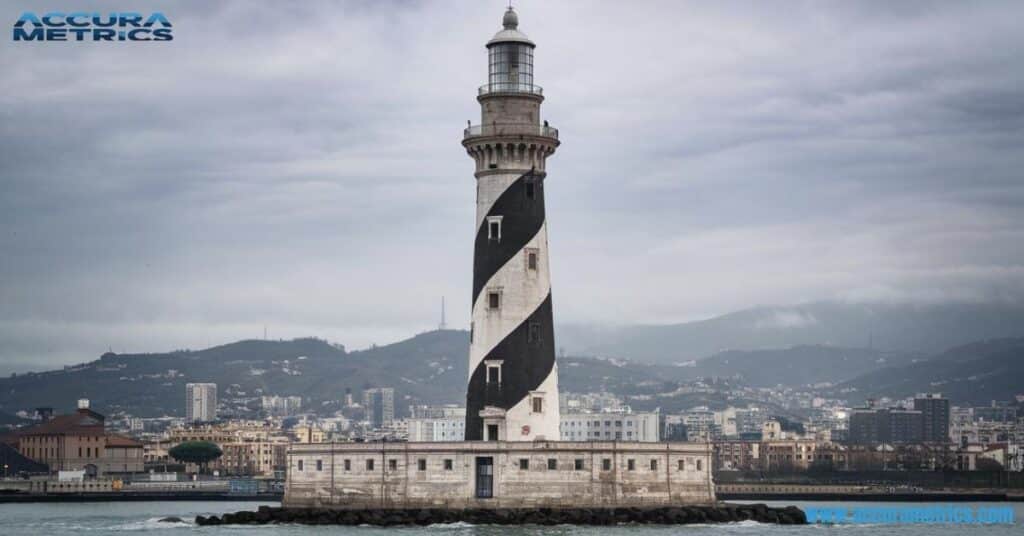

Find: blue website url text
805;505;1015;524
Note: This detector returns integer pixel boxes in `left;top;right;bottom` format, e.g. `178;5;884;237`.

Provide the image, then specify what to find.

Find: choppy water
0;501;1020;535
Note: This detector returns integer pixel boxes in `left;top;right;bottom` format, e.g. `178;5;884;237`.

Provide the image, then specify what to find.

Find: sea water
0;501;1020;535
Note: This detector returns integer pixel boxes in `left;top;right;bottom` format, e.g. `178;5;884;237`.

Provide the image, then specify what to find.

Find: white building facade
185;383;217;423
560;412;660;442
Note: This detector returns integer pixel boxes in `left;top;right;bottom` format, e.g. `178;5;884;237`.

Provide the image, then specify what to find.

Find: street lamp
3;463;8;478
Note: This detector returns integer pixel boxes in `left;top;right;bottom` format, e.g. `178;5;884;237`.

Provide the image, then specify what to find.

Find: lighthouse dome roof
487;7;534;47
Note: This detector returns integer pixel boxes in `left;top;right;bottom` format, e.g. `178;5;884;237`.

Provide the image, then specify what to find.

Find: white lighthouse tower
463;7;561;442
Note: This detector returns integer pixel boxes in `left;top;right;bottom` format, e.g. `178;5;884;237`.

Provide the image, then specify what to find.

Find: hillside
0;329;939;418
0;332;468;418
557;302;1024;364
685;345;920;387
835;338;1024;405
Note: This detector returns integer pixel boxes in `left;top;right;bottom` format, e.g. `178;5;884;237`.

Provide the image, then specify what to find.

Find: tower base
285;440;715;509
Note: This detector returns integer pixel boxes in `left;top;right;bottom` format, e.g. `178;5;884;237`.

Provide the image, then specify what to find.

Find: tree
169;441;223;474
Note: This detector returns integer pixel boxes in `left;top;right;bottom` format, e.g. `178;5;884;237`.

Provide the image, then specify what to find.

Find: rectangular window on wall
527;251;538;270
627;459;636;471
366;459;375;471
389;459;398;471
316;460;323;471
525;181;535;199
650;459;658;471
444;459;453;471
528;322;541;343
532;396;544;413
344;459;351;471
574;459;584;471
547;459;557;470
297;460;303;471
418;459;427;471
519;458;529;470
488;291;501;310
602;458;612;471
487;217;502;241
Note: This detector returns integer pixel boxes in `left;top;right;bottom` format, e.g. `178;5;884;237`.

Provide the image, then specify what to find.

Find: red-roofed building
15;405;143;476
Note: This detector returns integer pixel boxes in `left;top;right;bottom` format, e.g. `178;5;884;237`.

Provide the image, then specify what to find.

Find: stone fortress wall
285;440;715;509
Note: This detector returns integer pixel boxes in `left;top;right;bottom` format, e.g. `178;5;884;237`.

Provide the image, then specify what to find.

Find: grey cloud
1;0;1023;373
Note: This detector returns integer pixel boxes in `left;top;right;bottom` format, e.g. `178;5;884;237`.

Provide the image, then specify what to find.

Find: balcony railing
464;123;558;140
478;83;544;96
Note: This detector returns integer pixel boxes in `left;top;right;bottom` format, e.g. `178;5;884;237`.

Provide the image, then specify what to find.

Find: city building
407;417;466;442
674;407;720;441
362;388;395;429
734;407;769;437
217;440;289;477
292;425;326;444
560;412;660;442
848;404;924;445
262;395;303;417
185;383;217;423
559;392;627;414
409;404;467;419
913;393;950;444
15;402;143;476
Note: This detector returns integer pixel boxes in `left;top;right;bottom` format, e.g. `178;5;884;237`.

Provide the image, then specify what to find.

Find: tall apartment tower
463;7;560;442
185;383;217;423
362;387;395;429
914;393;950;444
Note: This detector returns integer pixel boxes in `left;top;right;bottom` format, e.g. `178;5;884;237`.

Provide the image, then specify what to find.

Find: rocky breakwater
196;504;806;526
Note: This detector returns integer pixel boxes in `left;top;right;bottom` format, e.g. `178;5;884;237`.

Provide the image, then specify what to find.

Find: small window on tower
528;322;541;344
525;181;535;199
532;396;544;413
485;360;502;384
487;216;502;241
488;291;501;310
527;249;538;270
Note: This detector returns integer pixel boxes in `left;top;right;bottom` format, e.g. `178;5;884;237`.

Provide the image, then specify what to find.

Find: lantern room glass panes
488;43;534;93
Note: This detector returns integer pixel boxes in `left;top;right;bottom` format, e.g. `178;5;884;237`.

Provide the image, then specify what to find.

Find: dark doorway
475;457;494;498
487;424;499;441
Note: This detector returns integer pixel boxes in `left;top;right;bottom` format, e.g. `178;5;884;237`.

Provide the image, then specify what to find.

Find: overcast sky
2;0;1023;373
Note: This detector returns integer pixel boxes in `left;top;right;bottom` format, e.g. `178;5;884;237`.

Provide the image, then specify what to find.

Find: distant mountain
686;345;920;387
2;312;1020;418
0;332;469;418
558;302;1024;364
834;338;1024;405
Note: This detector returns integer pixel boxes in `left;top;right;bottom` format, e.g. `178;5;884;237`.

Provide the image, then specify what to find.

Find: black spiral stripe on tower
471;170;546;305
465;292;555;441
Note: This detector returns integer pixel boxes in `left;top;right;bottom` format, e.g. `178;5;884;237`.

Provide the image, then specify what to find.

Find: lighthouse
284;6;717;508
463;7;560;442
